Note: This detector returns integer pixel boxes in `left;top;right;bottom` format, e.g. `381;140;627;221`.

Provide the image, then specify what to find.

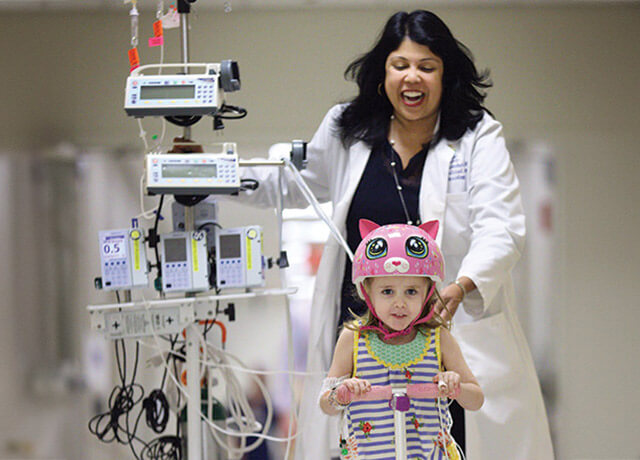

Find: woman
240;10;554;460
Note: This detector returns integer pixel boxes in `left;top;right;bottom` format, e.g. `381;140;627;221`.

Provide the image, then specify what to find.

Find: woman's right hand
336;378;372;404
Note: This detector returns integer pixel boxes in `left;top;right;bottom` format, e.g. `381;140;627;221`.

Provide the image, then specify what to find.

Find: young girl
319;220;483;459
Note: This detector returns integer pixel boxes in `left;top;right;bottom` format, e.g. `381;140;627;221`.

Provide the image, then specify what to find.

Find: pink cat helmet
352;219;445;338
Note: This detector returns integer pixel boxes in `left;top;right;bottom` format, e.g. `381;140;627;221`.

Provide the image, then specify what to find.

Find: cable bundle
88;339;183;460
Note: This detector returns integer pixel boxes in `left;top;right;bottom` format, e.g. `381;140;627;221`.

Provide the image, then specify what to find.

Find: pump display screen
219;234;241;259
164;238;187;263
140;85;196;100
101;235;126;260
161;164;218;178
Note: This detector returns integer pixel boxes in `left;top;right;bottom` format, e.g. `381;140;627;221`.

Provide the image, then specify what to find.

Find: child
319;220;483;460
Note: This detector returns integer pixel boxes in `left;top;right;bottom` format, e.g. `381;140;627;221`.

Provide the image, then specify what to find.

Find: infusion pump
216;226;265;290
124;61;240;118
145;144;240;195
99;227;149;290
160;231;210;293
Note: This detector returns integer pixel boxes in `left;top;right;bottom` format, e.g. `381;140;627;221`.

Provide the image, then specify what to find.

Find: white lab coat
240;104;554;459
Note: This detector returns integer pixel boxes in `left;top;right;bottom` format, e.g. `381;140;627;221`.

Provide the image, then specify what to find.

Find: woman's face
384;38;443;127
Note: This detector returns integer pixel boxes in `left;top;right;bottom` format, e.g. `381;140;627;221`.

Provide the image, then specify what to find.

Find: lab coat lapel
332;141;371;230
420;140;455;247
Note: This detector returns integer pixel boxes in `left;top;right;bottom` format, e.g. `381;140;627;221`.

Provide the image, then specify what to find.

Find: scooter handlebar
338;382;446;404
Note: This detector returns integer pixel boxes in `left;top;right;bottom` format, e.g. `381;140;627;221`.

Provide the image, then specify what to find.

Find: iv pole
176;1;201;458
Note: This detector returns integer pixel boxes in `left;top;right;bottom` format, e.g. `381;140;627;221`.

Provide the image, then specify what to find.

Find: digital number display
219;234;241;259
102;236;126;260
140;85;196;100
161;164;218;178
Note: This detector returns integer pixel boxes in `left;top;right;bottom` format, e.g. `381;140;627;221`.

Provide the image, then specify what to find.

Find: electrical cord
240;178;259;191
88;337;182;460
88;340;146;459
164;115;202;127
143;389;170;434
140;436;182;460
150;194;165;280
216;104;247;120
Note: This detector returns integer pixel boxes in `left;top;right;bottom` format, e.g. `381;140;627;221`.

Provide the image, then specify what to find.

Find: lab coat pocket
442;192;470;256
452;312;523;396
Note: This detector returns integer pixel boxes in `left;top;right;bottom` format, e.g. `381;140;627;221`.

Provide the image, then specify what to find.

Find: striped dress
339;327;459;460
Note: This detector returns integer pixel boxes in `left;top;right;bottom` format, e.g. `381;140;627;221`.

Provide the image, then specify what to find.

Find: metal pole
180;6;191;140
185;326;202;460
178;2;200;455
183;203;202;460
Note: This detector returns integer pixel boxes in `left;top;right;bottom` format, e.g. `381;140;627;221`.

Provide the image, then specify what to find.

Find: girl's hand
336;378;371;405
434;371;461;399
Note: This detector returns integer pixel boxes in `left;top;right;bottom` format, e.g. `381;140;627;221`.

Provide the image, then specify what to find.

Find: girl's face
383;37;443;127
366;276;430;332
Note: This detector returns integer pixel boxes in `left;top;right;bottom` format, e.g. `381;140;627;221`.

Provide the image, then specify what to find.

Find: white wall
0;4;639;459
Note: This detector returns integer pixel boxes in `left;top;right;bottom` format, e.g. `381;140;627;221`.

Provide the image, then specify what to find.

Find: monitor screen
219;234;241;259
161;164;218;178
164;237;187;263
140;85;196;100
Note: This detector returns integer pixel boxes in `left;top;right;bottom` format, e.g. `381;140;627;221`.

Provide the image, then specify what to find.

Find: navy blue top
339;140;428;326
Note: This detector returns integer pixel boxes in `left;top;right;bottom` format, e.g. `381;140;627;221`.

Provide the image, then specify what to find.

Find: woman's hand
336;378;372;405
433;283;464;325
434;371;461;399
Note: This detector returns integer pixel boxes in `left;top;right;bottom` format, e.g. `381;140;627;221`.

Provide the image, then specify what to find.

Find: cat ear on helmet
359;219;380;238
419;220;440;239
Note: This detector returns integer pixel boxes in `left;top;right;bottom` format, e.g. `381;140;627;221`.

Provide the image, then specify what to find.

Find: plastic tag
128;47;140;71
148;36;164;47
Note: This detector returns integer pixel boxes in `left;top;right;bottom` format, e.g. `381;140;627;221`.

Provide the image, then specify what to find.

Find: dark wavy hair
337;10;492;147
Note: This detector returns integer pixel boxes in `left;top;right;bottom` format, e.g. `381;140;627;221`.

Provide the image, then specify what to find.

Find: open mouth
401;91;425;105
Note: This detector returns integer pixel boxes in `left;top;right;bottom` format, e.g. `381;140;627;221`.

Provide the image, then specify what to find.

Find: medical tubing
152;41;167;148
201;346;276;454
136;288;311;453
138;341;320;378
136;119;150;151
195;328;273;455
137;174;157;220
283;158;354;262
277;166;285;255
139;333;303;444
136;301;289;453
